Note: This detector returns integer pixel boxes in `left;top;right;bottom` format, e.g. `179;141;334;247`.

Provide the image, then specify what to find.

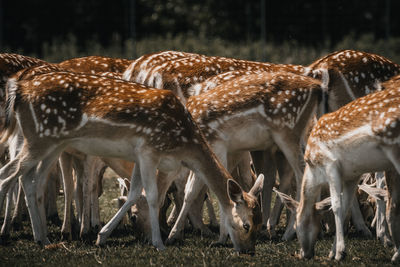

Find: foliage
38;33;400;66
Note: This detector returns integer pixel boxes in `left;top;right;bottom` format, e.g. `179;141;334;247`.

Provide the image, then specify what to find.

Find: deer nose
243;223;250;233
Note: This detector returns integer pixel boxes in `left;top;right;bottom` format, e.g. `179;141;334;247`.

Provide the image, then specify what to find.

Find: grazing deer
306;49;400;111
124;51;309;239
0;70;264;253
164;71;322;244
305;49;400;240
277;78;400;262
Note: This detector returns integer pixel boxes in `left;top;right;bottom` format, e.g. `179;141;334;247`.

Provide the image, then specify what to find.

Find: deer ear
358;184;387;201
273;188;298;213
228;179;244;204
249;174;264;197
315;197;331;213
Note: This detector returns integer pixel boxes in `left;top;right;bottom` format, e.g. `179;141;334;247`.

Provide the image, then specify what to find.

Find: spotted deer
124;51;309;239
306;49;400;111
0;59;125;241
164;71;322;244
122;50;306;104
305;49;400;242
277;78;400;262
0;70;264;253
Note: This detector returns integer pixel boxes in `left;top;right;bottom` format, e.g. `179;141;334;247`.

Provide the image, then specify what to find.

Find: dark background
0;0;398;59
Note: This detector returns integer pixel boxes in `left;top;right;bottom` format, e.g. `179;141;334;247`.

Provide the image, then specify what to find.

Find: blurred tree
1;0;399;54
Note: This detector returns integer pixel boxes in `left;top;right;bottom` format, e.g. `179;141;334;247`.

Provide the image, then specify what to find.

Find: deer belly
69;137;144;161
336;141;393;179
224;123;274;152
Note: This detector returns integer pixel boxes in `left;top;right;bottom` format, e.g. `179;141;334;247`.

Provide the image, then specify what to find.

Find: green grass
0;172;396;266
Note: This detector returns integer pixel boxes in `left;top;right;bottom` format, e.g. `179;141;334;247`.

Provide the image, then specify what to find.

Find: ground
0;170;396;266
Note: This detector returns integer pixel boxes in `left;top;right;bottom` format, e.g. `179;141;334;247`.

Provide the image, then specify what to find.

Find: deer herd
0;49;399;262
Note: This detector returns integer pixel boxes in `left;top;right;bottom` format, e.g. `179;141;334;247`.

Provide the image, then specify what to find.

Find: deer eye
243;223;250;233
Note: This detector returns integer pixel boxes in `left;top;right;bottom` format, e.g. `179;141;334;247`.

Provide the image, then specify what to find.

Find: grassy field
0;170;396;266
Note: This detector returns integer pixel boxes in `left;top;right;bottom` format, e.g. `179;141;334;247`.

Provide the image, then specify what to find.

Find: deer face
296;207;320;259
226;177;263;255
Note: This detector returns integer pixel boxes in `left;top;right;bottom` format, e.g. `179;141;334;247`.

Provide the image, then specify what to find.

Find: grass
0;171;396;266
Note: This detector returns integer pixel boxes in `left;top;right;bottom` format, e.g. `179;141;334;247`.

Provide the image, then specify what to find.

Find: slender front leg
268;156;293;238
1;180;18;238
385;170;400;263
11;182;27;229
96;163;143;245
374;172;392;246
139;159;164;250
328;165;357;261
167;172;206;244
59;153;74;240
350;196;372;237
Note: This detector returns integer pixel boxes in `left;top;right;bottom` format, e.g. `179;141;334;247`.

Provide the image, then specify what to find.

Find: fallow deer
277;78;400;262
305;49;400;241
0;70;264;253
0;57;127;241
165;71;322;244
123;51;308;239
122;50;306;104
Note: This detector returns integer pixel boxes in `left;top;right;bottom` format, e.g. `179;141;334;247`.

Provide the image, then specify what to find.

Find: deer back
59;56;133;74
305;78;400;165
124;51;307;102
308;49;400;111
187;71;322;141
9;71;200;151
123;50;196;82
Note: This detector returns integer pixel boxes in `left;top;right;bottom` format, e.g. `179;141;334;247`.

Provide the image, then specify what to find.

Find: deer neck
181;140;232;209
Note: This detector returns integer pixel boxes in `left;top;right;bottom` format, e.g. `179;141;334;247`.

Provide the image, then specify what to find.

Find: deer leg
350;197;372;237
168;179;185;227
1;181;17;239
35;155;59;239
374;171;392;246
327;164;357;261
382;147;400;263
97;163;143;246
18;144;63;245
166;172;206;244
186;185;213;236
59;153;74;240
268;156;293;238
79;156;91;239
45;171;60;226
138;156;165;250
11;182;27;230
0;159;25;220
272;133;304;241
90;157;103;233
385;171;400;263
205;191;218;230
74;161;83;227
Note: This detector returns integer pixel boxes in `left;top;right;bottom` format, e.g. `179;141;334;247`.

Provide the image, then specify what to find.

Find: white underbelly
69;137;145;161
334;141;393;179
216;120;274;152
